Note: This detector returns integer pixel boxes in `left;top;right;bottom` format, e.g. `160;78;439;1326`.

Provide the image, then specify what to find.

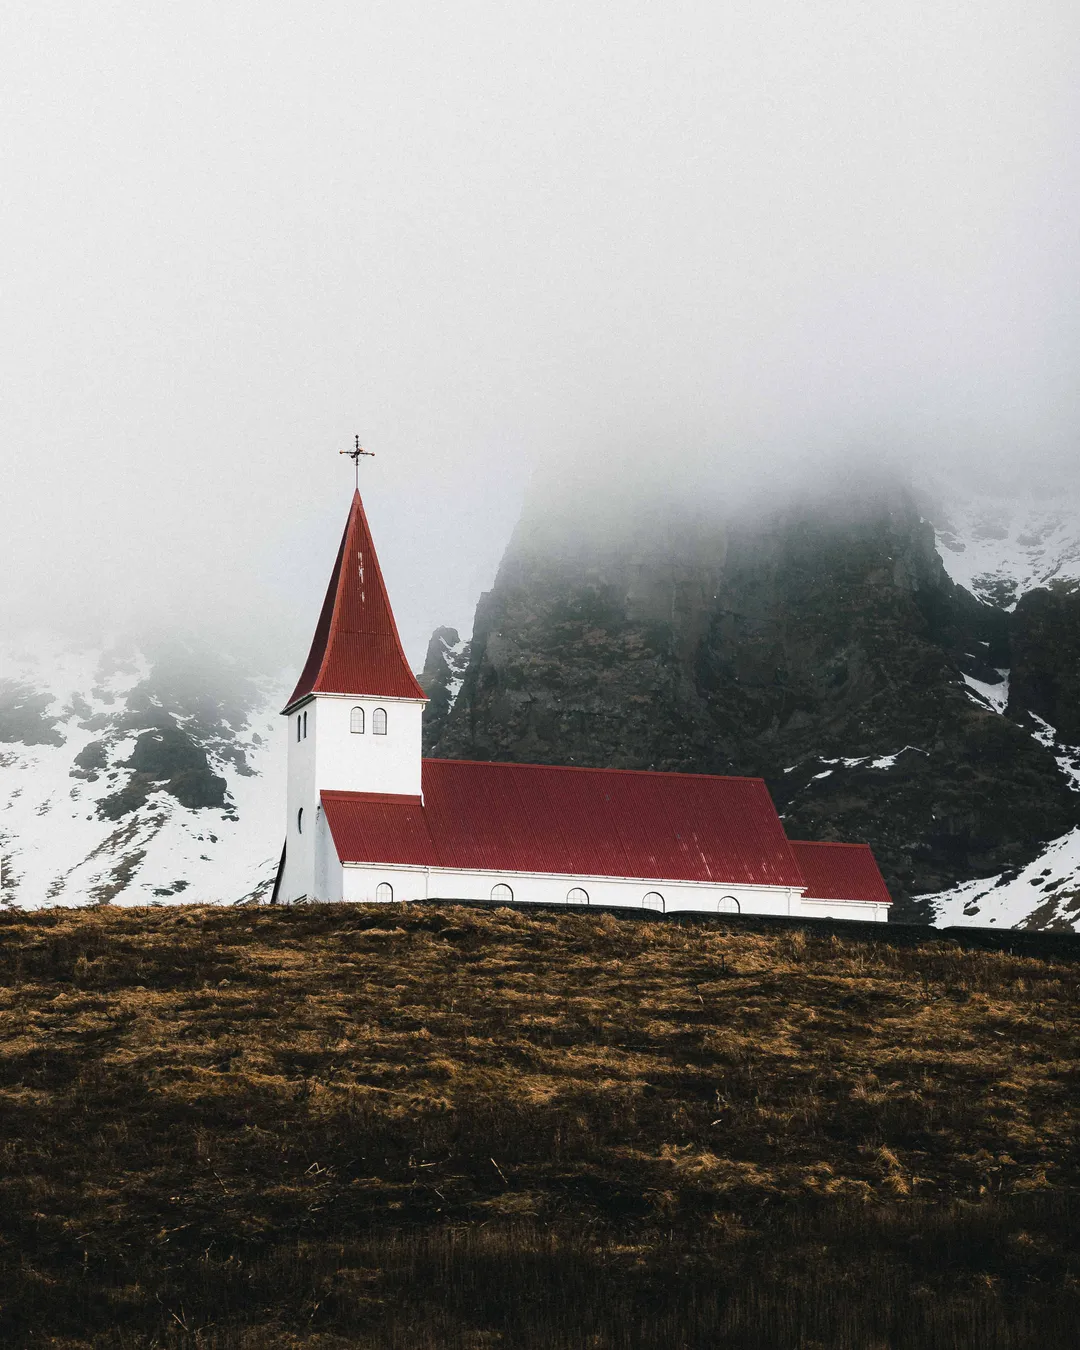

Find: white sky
3;2;1078;670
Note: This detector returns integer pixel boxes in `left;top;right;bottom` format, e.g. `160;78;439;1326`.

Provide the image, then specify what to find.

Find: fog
3;2;1077;671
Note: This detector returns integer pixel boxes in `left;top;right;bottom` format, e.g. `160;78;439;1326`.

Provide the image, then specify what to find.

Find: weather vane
340;434;374;489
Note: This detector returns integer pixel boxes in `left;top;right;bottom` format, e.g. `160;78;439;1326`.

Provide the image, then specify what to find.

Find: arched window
302;710;308;739
642;892;665;912
372;708;387;736
296;716;302;742
350;706;365;734
491;883;513;903
375;881;393;903
566;887;589;905
297;807;303;834
717;896;740;914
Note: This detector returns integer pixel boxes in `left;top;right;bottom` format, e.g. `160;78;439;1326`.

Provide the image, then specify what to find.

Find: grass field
1;902;1078;1348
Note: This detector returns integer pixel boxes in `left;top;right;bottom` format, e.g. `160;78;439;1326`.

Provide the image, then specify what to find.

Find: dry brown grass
1;902;1079;1347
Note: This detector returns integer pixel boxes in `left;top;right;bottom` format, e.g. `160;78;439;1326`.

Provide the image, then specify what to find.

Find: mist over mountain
4;3;1079;672
3;459;1077;928
423;468;1080;927
4;3;1080;927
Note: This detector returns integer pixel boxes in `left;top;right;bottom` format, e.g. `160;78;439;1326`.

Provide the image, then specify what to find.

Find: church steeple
283;491;427;711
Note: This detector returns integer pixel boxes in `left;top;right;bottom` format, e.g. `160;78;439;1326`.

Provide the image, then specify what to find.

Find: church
276;490;892;921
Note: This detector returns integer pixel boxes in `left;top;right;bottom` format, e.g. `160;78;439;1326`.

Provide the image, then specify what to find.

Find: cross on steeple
340;434;374;489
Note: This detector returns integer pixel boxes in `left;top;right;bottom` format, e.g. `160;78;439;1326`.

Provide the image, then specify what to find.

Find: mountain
5;475;1077;927
930;485;1080;609
418;626;471;745
425;474;1080;928
916;481;1080;928
0;634;288;908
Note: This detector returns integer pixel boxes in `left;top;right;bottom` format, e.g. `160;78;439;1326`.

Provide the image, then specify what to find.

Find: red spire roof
284;491;427;711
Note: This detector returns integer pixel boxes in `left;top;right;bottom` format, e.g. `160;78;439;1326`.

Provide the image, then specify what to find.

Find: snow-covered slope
929;704;1080;930
924;829;1080;932
917;477;1080;929
929;697;1080;931
929;488;1080;609
1;634;289;909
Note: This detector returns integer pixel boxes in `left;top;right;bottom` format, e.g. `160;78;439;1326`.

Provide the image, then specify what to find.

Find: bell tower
278;488;427;902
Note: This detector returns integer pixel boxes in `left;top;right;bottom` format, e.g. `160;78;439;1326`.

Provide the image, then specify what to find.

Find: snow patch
438;633;470;710
923;706;1080;929
432;634;469;718
961;669;1009;715
927;486;1080;609
926;829;1080;932
1029;711;1056;748
1027;713;1080;792
813;747;928;772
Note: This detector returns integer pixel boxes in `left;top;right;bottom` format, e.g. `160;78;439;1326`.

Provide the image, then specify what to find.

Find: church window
296;716;301;742
566;887;589;905
350;706;365;734
297;807;303;834
375;881;393;903
372;707;387;735
717;896;740;914
302;710;308;739
491;883;513;903
642;892;665;912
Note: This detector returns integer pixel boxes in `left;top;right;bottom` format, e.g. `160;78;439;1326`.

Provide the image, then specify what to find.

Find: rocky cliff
425;478;1080;922
1008;587;1080;744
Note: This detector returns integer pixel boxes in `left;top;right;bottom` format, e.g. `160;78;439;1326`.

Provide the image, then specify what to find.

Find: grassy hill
1;903;1079;1348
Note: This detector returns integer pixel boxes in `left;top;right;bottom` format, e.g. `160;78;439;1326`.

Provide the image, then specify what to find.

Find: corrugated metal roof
322;759;807;887
789;840;892;905
283;490;427;711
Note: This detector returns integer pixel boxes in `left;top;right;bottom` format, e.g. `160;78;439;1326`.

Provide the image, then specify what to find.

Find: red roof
284;491;427;710
322;758;806;887
789;841;892;906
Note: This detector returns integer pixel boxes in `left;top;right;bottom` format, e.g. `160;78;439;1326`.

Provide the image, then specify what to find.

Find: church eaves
283;490;427;711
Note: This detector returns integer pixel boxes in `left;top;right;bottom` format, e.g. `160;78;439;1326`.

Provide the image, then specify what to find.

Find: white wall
337;861;831;916
334;864;888;921
280;692;425;902
280;702;317;901
796;898;889;923
312;694;424;798
315;805;343;903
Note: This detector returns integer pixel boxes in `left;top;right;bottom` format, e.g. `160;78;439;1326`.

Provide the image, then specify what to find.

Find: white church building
275;490;892;921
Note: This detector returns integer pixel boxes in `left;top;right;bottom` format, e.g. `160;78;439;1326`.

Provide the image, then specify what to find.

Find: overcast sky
3;2;1077;670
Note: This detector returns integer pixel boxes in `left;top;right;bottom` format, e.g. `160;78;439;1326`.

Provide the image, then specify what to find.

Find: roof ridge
421;757;767;785
322;790;423;805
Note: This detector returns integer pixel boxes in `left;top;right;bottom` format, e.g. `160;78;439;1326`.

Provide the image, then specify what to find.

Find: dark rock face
97;726;227;820
0;684;65;746
73;740;108;772
420;627;471;753
1008;587;1080;743
430;482;1078;918
70;739;108;781
85;645;258;821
